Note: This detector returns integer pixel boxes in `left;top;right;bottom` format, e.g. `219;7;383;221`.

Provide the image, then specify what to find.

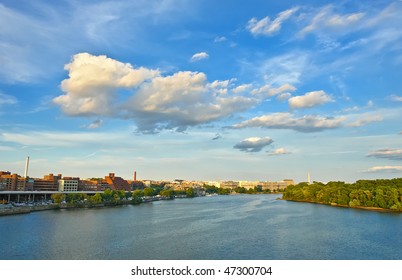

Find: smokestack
24;156;30;178
134;171;137;181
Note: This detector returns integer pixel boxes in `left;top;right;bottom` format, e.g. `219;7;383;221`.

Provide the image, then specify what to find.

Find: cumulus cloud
267;148;290;156
288;90;333;109
0;92;17;106
190;52;209;62
54;53;257;133
247;7;299;36
366;166;402;173
367;148;402;160
233;137;273;153
126;71;256;132
299;5;365;37
232;112;345;132
53;53;159;116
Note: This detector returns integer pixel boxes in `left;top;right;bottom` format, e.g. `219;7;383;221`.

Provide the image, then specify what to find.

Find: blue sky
1;0;402;183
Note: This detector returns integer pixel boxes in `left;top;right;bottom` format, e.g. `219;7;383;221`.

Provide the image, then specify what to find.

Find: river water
1;194;401;260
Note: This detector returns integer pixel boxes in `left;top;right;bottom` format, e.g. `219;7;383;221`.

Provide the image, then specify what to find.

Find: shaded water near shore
1;194;401;259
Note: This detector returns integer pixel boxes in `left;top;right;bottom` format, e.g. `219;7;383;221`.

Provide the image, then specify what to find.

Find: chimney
134;171;137;181
24;156;30;178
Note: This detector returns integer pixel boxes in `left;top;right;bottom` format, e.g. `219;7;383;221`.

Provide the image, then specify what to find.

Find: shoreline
280;198;401;213
0;193;282;217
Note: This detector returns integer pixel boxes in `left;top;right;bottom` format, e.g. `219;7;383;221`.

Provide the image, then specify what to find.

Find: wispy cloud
232;112;345;133
366;166;402;173
212;134;222;141
367;148;402;160
234;137;273;153
0;93;17;106
87;119;103;129
190;52;209;62
1;130;119;147
251;83;296;98
258;52;312;86
298;5;364;37
389;95;402;102
214;36;227;43
247;7;299;36
348;114;383;127
267;148;291;156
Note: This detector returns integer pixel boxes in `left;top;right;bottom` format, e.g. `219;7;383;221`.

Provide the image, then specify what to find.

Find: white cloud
288;90;333;109
0;93;17;106
348;114;383;127
87;119;103;129
1;131;118;147
252;83;296;97
247;7;299;36
54;53;258;133
367;148;402;160
126;71;257;132
232;112;345;132
299;5;365;37
259;52;311;85
267;148;290;156
53;53;159;116
232;84;252;94
276;93;292;102
214;36;227;43
233;137;273;153
366;166;402;173
389;95;402;102
190;52;209;62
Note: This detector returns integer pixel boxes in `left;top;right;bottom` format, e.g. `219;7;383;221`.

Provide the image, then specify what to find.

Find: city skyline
1;0;402;183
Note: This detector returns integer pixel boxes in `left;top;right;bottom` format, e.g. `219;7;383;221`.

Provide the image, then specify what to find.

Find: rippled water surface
1;194;401;259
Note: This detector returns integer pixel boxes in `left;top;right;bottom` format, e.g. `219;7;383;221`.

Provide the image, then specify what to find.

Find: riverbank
281;198;400;213
0;195;177;217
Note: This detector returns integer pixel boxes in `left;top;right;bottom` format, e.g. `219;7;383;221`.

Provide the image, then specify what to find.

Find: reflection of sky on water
1;195;401;259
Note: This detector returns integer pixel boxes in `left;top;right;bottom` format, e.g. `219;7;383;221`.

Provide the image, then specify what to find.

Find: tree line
282;178;402;211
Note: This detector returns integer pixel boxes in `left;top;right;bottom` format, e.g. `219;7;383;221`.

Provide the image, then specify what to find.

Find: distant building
260;179;294;191
79;180;99;191
220;181;239;189
0;171;18;191
59;177;79;192
33;174;62;191
104;173;130;191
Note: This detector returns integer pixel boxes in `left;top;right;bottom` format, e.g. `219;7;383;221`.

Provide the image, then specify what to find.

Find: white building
59;178;79;192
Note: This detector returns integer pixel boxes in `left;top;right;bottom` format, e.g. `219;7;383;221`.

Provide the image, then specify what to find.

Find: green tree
90;193;102;204
217;188;230;195
102;189;113;202
144;187;155;197
133;190;144;197
160;189;174;198
186;187;195;198
51;193;65;204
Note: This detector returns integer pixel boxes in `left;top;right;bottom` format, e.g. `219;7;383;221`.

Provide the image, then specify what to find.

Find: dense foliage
282;178;402;211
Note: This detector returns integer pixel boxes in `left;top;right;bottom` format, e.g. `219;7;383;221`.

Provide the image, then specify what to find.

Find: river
1;194;401;259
